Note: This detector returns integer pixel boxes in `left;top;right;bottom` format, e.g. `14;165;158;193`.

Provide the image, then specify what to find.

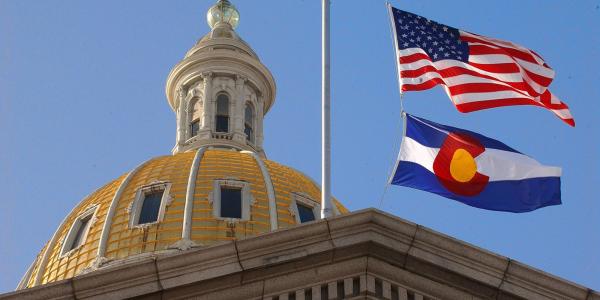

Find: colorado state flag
391;114;562;212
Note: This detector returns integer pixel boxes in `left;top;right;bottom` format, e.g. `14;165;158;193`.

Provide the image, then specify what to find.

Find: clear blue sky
1;0;598;293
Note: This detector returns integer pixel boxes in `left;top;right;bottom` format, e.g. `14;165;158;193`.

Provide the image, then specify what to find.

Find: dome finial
207;0;240;30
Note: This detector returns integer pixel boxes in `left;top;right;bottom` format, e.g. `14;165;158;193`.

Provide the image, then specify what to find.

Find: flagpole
321;0;333;218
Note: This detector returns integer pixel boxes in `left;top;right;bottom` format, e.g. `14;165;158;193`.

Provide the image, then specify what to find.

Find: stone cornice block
502;260;591;300
0;280;74;300
235;221;332;270
71;256;159;300
156;241;241;290
328;209;416;253
409;225;508;288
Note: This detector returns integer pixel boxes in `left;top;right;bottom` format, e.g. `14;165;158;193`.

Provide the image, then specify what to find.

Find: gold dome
17;1;347;290
22;149;347;288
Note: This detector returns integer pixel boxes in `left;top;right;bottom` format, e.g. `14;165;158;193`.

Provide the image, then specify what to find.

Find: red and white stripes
398;31;574;126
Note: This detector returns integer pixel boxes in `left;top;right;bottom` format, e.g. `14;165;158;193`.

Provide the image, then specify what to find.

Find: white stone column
176;86;186;145
200;72;213;133
233;75;247;143
256;93;265;149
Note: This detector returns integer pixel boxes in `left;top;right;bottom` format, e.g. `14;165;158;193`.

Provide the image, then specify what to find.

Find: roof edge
3;209;597;300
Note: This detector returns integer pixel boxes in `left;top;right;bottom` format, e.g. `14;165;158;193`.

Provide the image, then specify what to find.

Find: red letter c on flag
433;132;489;197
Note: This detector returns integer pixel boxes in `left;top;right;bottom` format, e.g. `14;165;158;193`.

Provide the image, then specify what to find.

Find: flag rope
379;2;407;209
378;97;407;209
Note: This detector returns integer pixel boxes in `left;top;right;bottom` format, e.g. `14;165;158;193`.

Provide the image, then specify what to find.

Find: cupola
165;0;276;157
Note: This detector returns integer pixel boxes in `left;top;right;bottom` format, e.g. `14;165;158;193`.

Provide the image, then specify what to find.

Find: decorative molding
128;181;172;229
235;74;247;83
10;210;598;299
289;192;321;224
244;151;278;230
169;238;197;251
210;178;253;222
181;147;207;240
59;205;99;258
77;256;109;277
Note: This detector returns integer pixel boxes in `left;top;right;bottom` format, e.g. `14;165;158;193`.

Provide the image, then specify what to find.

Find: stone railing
212;132;233;140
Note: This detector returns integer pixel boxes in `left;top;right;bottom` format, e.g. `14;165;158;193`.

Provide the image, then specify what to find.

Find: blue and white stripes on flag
390;114;561;212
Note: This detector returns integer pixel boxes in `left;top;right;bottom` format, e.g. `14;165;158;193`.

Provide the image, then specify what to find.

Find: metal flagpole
321;0;333;218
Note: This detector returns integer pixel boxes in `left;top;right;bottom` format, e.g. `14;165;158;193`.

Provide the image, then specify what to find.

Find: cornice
3;209;597;300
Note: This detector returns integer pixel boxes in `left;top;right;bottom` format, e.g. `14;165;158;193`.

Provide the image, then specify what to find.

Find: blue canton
392;8;469;62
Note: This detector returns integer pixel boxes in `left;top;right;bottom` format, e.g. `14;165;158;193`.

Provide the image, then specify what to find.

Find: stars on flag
389;6;575;126
393;9;469;62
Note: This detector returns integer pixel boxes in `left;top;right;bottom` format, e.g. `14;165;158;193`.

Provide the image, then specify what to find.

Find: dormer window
220;187;242;218
190;119;200;137
61;206;97;256
296;202;316;223
215;93;230;133
211;179;253;221
244;102;254;143
189;99;203;137
138;190;163;224
290;193;320;224
130;182;171;227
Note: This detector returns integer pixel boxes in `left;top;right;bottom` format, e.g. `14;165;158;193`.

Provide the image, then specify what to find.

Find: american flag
389;7;574;126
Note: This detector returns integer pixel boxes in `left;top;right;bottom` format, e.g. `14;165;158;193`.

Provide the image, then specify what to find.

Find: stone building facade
2;209;599;299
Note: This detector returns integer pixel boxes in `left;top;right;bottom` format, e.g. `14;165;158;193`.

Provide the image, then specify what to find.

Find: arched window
215;94;229;133
244;102;254;143
189;99;202;137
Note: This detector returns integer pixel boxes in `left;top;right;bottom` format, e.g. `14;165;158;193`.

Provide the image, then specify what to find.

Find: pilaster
232;75;247;143
200;72;213;131
256;94;265;149
196;72;213;140
175;86;186;146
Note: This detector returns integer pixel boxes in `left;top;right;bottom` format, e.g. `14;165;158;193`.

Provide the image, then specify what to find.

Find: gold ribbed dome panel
264;160;346;230
105;152;195;260
29;176;126;286
23;149;348;288
190;150;270;241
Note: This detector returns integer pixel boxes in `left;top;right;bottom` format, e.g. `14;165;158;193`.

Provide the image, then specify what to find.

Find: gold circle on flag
449;148;478;183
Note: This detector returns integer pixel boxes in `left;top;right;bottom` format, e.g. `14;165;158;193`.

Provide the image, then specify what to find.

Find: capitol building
2;1;597;299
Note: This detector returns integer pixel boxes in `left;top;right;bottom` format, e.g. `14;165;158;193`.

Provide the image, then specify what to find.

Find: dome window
290;193;320;224
189;99;203;138
220;187;242;218
244;102;254;143
130;182;172;227
60;206;97;256
297;203;316;223
210;179;253;221
215;93;230;133
190;120;200;138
